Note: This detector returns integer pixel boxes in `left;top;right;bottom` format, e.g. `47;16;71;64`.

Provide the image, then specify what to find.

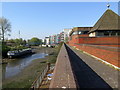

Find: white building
45;37;50;46
63;28;72;42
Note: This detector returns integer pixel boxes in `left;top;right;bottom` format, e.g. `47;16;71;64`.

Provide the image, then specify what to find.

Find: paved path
66;44;119;89
49;44;77;89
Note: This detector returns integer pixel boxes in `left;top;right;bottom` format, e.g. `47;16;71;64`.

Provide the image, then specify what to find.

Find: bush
2;44;10;57
10;45;27;51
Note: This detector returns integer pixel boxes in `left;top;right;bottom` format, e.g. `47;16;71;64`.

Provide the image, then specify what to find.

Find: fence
31;64;49;89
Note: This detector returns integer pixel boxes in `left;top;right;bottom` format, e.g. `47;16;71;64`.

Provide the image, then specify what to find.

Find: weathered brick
69;36;120;67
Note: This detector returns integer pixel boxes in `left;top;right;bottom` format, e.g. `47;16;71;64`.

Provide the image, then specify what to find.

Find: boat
7;48;32;58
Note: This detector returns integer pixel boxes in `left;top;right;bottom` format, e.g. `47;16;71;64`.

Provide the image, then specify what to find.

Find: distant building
42;39;45;44
45;37;50;46
49;36;52;45
54;34;60;44
63;28;72;42
49;35;55;45
89;9;120;37
59;32;64;43
53;35;57;44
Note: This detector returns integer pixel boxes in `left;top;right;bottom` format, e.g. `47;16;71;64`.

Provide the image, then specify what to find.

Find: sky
2;2;118;40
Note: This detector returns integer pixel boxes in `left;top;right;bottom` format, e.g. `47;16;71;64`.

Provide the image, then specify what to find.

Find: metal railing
31;64;49;89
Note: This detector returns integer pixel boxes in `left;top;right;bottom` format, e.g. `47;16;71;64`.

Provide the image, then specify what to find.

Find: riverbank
2;45;61;89
2;47;48;64
2;53;33;64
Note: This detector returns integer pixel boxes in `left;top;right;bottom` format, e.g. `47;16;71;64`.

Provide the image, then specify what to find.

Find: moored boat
7;48;32;58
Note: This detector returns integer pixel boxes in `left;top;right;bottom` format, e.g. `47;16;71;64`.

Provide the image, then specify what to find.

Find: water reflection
2;52;48;80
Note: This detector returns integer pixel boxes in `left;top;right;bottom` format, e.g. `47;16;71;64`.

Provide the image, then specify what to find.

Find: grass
47;43;63;64
47;50;58;64
3;77;32;88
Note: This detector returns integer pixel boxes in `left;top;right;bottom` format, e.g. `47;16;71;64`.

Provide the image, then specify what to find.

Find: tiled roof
89;9;120;33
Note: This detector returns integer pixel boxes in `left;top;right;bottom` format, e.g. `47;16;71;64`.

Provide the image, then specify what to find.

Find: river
2;48;49;80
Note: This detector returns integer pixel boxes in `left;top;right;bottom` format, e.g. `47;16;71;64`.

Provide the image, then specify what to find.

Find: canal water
2;49;49;80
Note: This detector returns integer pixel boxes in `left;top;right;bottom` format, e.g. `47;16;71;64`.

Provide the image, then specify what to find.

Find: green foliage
48;42;63;64
7;38;27;46
14;38;23;45
10;45;27;51
22;40;26;45
58;42;63;50
2;44;10;52
30;37;40;42
2;43;10;57
28;37;42;46
6;39;14;43
48;55;57;63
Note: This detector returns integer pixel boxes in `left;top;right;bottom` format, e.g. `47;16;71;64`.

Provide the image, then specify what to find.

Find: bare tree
0;17;11;42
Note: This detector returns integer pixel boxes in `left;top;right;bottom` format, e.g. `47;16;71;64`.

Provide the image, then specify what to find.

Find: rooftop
89;9;120;33
69;27;92;36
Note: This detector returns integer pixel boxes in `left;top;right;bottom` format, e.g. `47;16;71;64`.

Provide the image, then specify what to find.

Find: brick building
69;27;92;46
89;9;120;37
69;9;120;68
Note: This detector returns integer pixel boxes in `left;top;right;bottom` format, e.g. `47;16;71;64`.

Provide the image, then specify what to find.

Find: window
72;31;78;35
104;31;109;36
118;31;120;36
97;31;104;36
78;31;81;34
83;31;88;34
111;31;116;36
96;30;120;36
78;31;88;35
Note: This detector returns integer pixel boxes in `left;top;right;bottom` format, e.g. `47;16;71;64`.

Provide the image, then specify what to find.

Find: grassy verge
48;42;63;64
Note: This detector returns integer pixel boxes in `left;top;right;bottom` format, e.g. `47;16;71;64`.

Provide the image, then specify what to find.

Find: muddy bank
2;47;59;88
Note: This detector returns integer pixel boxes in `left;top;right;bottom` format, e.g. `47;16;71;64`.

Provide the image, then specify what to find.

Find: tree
14;38;24;45
29;37;42;46
14;38;20;45
0;17;11;42
22;40;26;45
7;39;14;43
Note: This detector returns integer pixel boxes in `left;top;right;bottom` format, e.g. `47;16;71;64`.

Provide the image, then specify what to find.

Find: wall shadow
65;44;113;90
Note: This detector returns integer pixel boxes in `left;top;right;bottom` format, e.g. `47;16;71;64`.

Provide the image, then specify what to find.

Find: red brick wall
69;35;79;46
69;35;89;46
75;44;119;67
77;36;119;45
69;35;120;67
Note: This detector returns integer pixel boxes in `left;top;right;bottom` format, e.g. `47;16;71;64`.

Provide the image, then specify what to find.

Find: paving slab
49;44;77;89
